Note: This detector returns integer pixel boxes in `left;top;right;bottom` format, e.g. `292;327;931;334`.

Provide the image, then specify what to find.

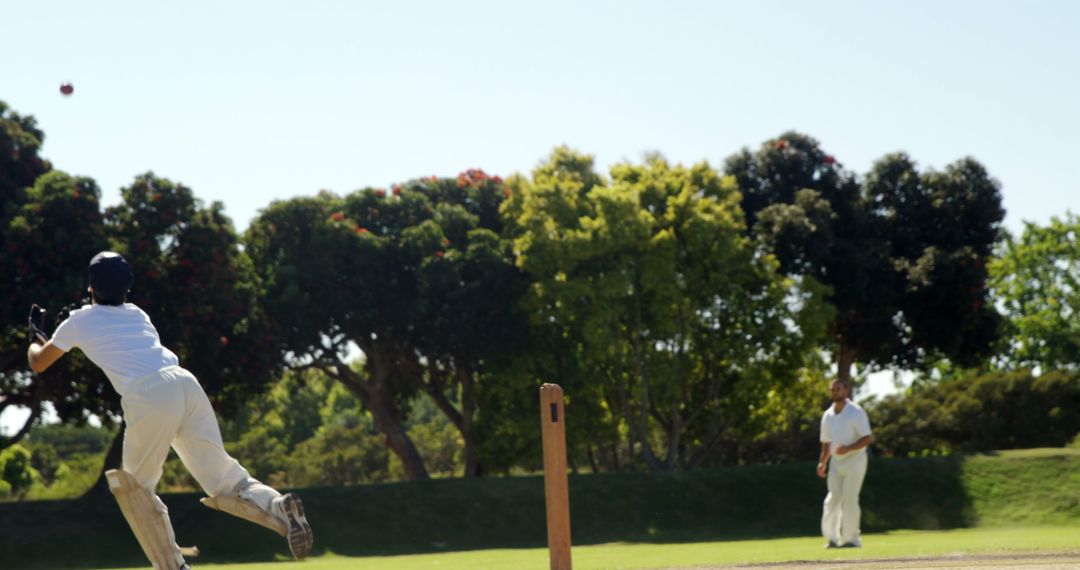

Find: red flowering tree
0;100;113;451
247;170;524;479
1;171;109;450
106;173;278;408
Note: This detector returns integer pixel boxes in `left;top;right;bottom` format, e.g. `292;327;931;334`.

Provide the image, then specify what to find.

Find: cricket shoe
273;493;314;559
839;538;862;548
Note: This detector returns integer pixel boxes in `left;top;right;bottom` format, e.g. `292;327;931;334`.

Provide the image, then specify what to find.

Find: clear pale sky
3;1;1078;431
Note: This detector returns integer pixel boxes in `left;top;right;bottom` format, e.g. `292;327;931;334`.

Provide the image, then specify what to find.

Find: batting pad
106;469;185;570
201;495;288;537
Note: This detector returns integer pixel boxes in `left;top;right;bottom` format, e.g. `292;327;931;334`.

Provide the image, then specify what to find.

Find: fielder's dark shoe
840;540;862;548
277;493;314;559
825;541;840;549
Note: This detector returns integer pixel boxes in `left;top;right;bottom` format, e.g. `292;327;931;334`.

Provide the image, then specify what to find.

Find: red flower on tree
330;211;345;222
434;250;444;258
823;155;836;165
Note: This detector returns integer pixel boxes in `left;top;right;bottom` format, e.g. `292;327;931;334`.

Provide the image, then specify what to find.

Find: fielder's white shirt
820;399;872;460
50;303;179;397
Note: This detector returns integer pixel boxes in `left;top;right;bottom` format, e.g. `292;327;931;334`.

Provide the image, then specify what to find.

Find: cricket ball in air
60;83;74;96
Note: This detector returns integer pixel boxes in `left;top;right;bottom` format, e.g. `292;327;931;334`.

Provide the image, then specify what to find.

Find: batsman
26;252;314;569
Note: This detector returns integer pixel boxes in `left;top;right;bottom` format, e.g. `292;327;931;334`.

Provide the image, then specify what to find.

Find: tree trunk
457;365;477;478
333;358;430;481
375;407;430;481
0;380;44;451
837;343;856;387
422;361;464;431
631;347;663;471
665;402;682;471
586;443;599;473
630;276;664;472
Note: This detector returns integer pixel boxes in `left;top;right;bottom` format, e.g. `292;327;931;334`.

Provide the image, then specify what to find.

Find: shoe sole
282;493;314;559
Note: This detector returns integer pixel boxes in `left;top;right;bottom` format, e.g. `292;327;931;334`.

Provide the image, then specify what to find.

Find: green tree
246;191;432;479
870;369;1080;456
506;148;828;471
1;171;109;449
41;173;281;493
285;424;392;486
406;171;529;477
106;173;279;409
247;172;523;479
727;132;1005;384
0;103;107;448
0;100;50;208
0;101;91;444
220;369;326;467
0;444;40;498
990;213;1080;371
24;423;115;456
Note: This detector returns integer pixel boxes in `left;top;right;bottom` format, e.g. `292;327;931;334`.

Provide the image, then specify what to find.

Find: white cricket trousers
821;451;868;545
121;365;281;505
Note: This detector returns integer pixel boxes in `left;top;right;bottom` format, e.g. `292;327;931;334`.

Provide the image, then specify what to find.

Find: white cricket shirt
50;303;180;397
820;399;872;460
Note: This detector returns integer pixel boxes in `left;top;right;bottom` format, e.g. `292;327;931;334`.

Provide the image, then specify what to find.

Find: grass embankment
3;448;1077;569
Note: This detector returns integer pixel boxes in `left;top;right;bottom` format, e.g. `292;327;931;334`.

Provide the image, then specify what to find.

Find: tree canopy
6;97;1071;484
990;213;1080;371
502;148;830;471
727;132;1005;383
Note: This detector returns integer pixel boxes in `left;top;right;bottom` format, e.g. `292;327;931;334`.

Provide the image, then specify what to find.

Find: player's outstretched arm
28;341;64;373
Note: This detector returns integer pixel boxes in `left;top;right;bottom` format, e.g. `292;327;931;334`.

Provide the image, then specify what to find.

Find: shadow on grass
0;456;974;569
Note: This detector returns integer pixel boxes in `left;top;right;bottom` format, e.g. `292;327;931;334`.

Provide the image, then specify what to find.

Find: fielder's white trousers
821;451;867;545
121;366;282;504
120;366;282;566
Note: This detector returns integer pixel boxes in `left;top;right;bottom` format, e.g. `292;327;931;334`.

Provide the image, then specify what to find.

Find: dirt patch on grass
686;551;1080;569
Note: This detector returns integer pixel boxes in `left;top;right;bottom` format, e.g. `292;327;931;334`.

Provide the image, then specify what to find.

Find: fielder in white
816;378;872;549
27;252;313;570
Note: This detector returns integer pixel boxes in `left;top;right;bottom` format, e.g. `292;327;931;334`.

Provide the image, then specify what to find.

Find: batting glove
28;304;49;344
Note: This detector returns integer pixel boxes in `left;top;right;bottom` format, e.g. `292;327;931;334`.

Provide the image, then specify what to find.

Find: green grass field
99;526;1080;570
6;449;1077;569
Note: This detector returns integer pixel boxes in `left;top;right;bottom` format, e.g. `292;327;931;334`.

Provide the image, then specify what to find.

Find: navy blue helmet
89;251;134;304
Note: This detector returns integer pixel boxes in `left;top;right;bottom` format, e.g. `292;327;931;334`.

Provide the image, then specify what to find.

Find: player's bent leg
200;486;287;537
201;481;314;559
106;469;187;570
173;372;313;558
171;371;252;498
201;494;287;535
